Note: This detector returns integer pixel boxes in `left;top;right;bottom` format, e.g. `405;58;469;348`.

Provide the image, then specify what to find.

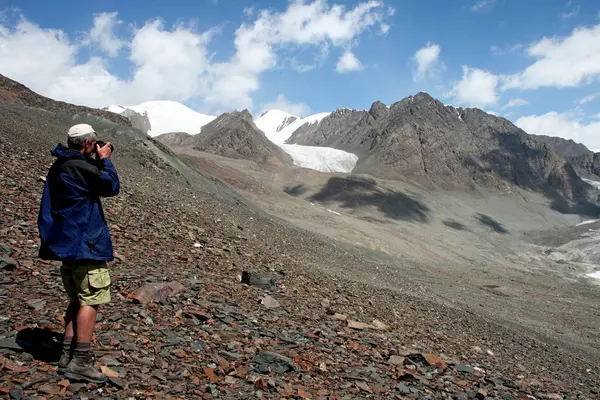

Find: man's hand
97;142;112;159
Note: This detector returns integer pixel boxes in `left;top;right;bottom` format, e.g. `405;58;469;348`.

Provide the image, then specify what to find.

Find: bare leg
64;301;79;338
75;305;99;343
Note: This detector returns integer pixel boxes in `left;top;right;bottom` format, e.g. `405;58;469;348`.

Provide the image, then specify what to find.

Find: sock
74;341;91;355
63;336;73;351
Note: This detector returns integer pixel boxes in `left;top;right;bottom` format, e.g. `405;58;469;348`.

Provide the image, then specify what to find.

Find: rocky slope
570;152;600;179
0;74;130;127
158;110;293;166
288;93;593;203
0;77;599;399
532;135;592;158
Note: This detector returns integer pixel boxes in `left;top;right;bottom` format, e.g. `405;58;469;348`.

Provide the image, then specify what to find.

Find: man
38;123;119;384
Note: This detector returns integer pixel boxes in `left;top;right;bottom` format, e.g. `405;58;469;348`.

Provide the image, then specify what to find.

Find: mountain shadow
464;132;600;218
476;213;509;234
310;176;430;222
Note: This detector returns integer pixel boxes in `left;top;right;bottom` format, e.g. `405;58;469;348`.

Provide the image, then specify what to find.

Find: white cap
67;124;96;138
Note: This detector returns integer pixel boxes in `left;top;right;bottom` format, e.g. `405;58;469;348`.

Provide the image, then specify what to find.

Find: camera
95;140;115;153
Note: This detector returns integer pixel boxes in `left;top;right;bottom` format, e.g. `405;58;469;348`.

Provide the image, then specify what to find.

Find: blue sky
0;0;599;147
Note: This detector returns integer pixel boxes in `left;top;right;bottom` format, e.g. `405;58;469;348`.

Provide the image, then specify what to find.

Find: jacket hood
50;143;85;160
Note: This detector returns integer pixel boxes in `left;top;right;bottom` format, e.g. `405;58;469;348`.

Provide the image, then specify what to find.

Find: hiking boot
57;348;70;374
65;352;107;384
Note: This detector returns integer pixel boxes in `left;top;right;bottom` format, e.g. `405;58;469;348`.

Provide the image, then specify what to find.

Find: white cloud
594;112;600;119
207;0;391;110
87;12;124;57
0;1;391;112
412;41;443;80
336;50;363;73
560;5;580;20
502;24;600;90
490;43;524;56
258;93;310;116
516;111;600;149
0;17;212;108
504;98;529;108
486;110;499;116
578;93;598;104
448;66;499;107
471;0;496;12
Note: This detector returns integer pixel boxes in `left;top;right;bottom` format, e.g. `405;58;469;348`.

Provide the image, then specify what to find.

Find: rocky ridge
288;93;592;203
158;110;293;166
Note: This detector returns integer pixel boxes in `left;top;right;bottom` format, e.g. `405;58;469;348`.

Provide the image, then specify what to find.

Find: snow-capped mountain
255;109;358;173
106;101;216;137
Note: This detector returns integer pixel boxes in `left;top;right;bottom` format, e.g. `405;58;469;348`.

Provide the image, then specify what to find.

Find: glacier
256;110;358;173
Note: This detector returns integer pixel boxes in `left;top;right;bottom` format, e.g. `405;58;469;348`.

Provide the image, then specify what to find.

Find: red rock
423;353;447;369
204;367;220;383
127;281;187;304
183;307;211;321
332;313;347;321
171;349;186;358
347;320;370;330
100;366;120;377
0;355;28;373
356;381;373;393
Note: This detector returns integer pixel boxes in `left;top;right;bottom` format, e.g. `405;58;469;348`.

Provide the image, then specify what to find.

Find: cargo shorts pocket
87;268;111;290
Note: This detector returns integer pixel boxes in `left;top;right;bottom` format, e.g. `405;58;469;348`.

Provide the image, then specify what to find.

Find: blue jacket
38;144;120;261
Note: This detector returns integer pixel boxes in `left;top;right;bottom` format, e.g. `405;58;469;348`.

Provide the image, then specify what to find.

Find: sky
0;0;599;148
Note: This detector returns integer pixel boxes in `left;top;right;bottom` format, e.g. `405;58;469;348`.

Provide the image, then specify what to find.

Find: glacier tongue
255;109;358;173
280;144;358;173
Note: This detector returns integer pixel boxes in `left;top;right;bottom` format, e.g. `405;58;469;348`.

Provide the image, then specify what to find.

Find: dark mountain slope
0;74;130;127
288;92;592;202
158;110;293;166
532;134;592;158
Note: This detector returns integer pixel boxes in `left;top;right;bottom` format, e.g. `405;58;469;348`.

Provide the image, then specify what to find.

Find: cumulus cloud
0;1;391;112
412;41;443;80
258;93;310;116
87;12;124;57
504;98;528;108
336;51;363;73
516;111;600;149
502;24;600;90
447;66;499;107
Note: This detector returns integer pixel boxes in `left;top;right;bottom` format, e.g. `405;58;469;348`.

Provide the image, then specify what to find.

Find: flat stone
261;295;280;309
347;320;370;330
252;351;296;374
455;364;475;374
396;383;412;395
108;376;127;389
388;355;405;366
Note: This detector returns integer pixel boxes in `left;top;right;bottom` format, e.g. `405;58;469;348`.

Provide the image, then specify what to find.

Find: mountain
287;92;592;202
158;110;293;166
531;135;592;158
106;100;216;137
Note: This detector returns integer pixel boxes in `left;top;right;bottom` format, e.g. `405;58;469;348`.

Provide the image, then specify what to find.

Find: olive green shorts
61;261;111;306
